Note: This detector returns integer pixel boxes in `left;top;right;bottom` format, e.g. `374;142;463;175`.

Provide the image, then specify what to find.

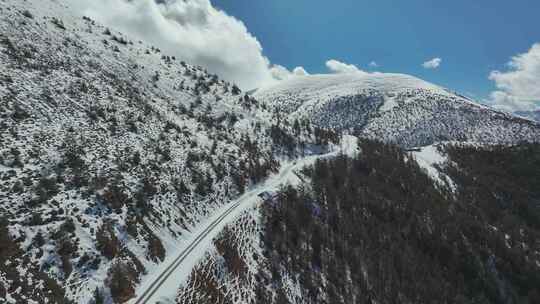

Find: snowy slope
409;144;457;193
0;1;334;303
255;73;450;117
256;73;540;147
2;0;537;303
132;135;356;303
515;110;540;123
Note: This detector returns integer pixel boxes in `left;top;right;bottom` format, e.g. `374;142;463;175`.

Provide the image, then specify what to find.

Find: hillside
256;141;540;304
171;140;540;304
516;110;540;123
255;73;540;147
0;1;337;303
1;1;539;304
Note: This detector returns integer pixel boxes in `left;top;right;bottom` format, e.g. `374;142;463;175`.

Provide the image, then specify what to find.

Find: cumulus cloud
422;57;442;69
368;61;379;68
270;65;309;80
293;66;309;76
67;0;282;89
487;43;540;111
326;59;366;74
269;65;293;81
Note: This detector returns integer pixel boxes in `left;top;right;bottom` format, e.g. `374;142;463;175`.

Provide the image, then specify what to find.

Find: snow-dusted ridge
1;0;539;303
256;73;540;147
515;110;540;123
132;135;358;304
257;72;451;98
256;72;450;116
0;0;337;303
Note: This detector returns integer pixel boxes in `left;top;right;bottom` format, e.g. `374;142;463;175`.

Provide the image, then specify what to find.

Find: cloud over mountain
488;43;540;111
326;59;366;74
270;65;309;81
68;0;282;90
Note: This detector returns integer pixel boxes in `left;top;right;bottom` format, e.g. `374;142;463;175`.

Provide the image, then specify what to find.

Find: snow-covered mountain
515;110;540;123
1;0;539;304
0;1;337;303
256;73;540;147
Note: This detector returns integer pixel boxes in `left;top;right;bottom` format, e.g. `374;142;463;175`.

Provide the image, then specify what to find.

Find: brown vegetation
96;221;121;259
214;227;248;279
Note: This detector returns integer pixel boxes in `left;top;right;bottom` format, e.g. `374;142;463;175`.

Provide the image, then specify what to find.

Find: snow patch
411;144;457;193
379;94;399;112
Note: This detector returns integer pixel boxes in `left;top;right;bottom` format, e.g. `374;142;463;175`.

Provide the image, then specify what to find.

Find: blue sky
214;0;539;100
80;0;539;111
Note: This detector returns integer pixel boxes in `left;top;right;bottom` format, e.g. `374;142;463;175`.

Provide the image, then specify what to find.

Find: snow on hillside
255;73;450;116
409;144;457;193
256;73;451;101
256;73;540;147
1;0;537;303
0;1;339;303
515;110;540;123
176;208;263;304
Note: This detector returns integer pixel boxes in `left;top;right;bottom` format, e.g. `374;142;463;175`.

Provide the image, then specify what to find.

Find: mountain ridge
256;73;540;147
1;0;539;303
0;1;337;302
515;110;540;123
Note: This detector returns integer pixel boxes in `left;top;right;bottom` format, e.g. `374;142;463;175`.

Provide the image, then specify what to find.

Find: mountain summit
1;0;539;303
256;73;540;147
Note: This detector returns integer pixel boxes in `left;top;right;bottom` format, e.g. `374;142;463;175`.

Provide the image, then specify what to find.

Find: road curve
133;162;300;304
132;136;358;304
134;199;243;304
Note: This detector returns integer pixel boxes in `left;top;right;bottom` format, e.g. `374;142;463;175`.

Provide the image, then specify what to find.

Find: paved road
132;136;358;303
134;199;243;304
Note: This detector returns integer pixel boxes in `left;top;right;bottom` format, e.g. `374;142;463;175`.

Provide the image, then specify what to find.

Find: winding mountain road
133;199;243;304
132;136;358;304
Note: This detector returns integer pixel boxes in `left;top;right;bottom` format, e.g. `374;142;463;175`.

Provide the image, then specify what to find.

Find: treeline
256;140;540;304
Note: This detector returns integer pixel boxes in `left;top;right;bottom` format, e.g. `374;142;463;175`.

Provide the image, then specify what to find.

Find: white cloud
487;43;540;111
67;0;281;90
422;57;442;69
368;61;379;68
269;65;293;81
270;65;309;80
326;59;366;74
293;66;309;76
